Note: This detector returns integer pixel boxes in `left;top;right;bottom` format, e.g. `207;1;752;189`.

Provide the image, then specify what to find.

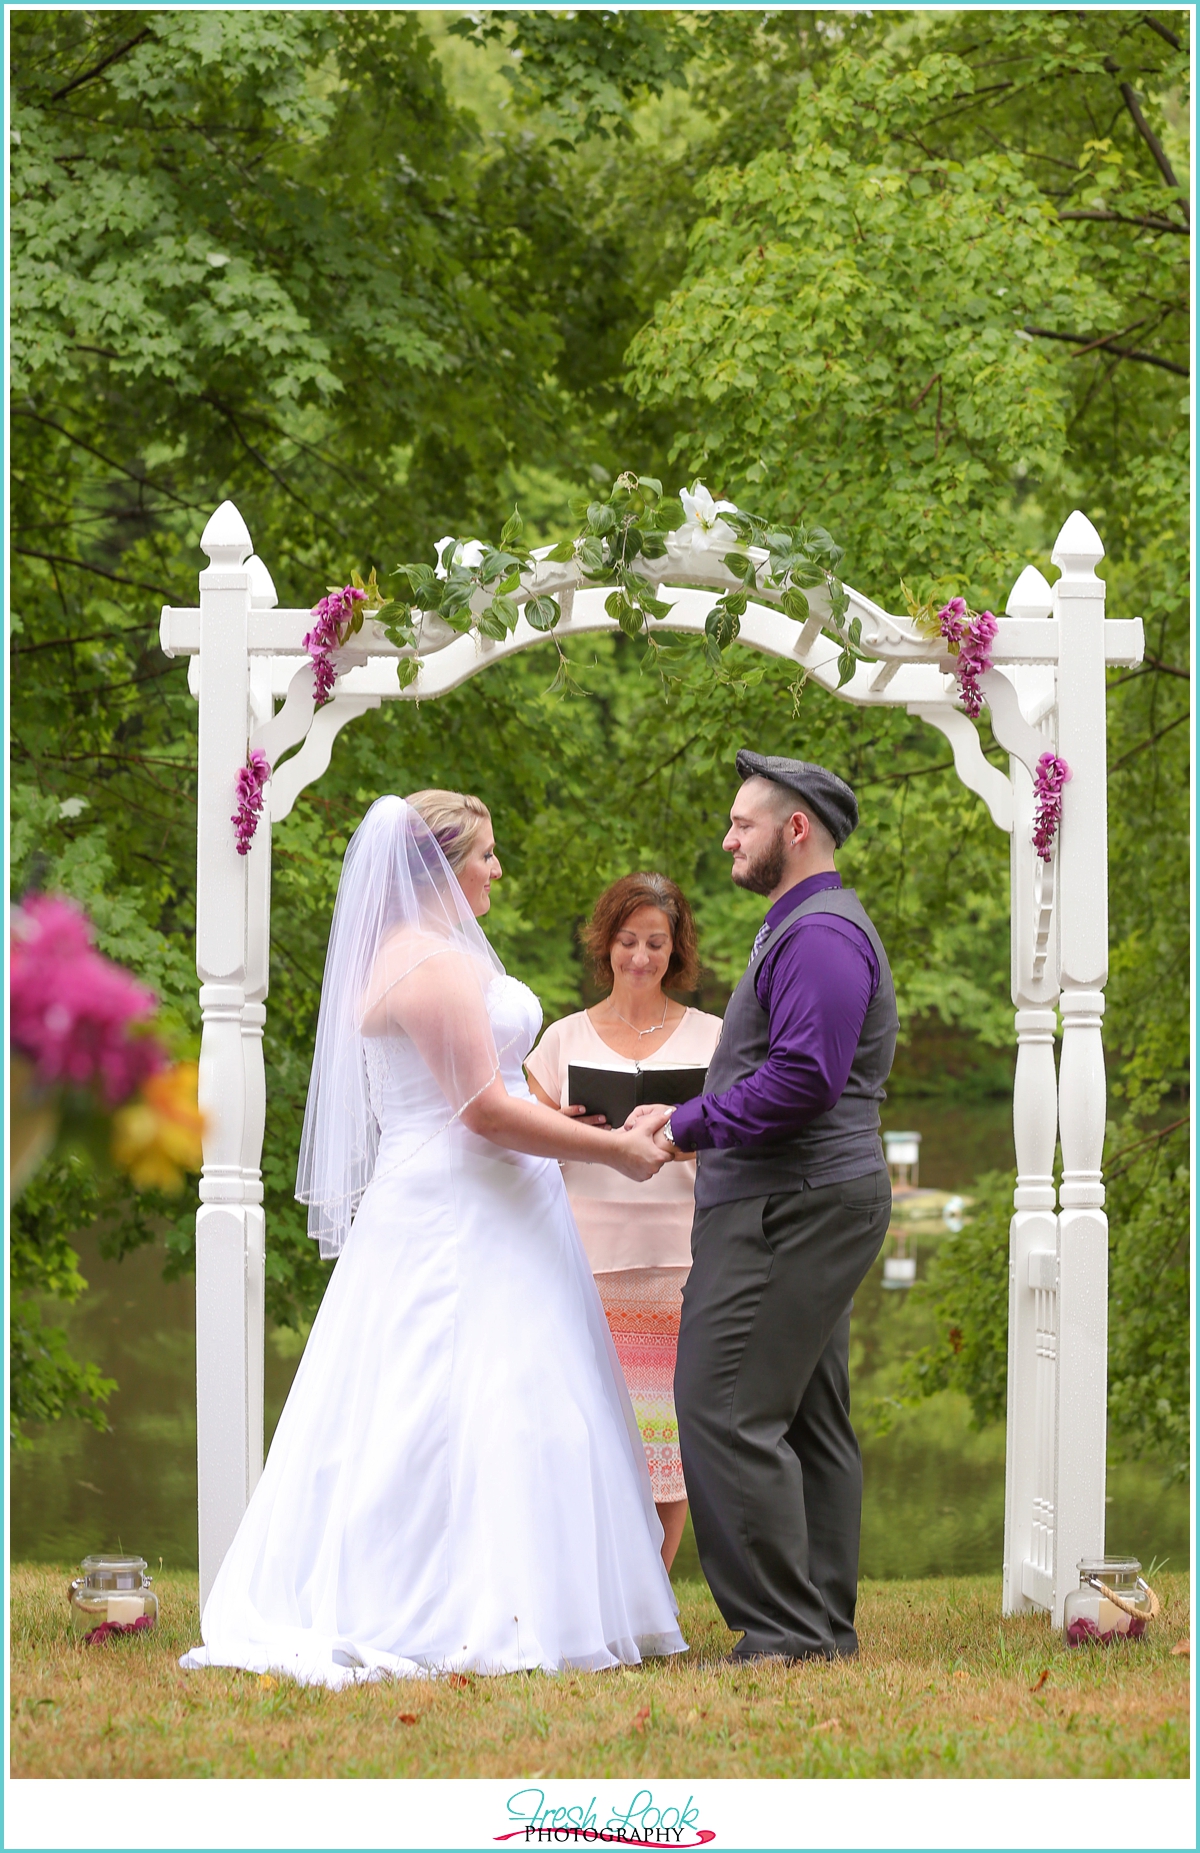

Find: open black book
567;1061;709;1128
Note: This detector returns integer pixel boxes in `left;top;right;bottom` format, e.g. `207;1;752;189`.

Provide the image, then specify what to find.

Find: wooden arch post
161;503;1142;1613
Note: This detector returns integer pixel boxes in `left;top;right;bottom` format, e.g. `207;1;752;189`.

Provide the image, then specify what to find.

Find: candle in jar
106;1595;145;1624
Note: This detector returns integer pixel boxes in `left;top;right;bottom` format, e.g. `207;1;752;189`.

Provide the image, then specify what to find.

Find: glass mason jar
1063;1557;1157;1647
68;1554;158;1639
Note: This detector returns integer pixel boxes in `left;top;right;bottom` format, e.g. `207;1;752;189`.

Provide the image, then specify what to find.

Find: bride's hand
609;1110;673;1182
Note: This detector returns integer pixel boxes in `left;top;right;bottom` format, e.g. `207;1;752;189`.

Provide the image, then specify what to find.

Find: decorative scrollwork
1031;848;1056;981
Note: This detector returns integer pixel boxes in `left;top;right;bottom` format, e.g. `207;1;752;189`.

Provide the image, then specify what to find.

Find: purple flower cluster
1032;751;1071;862
304;586;366;704
937;597;998;720
233;749;271;856
11;895;165;1106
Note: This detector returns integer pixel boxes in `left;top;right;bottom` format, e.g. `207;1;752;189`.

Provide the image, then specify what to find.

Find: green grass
10;1564;1190;1778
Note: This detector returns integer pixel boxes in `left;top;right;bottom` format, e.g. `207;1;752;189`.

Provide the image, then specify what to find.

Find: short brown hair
751;777;836;853
582;873;700;993
404;788;489;876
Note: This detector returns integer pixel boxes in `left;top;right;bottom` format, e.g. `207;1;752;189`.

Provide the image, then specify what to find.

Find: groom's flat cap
735;750;859;847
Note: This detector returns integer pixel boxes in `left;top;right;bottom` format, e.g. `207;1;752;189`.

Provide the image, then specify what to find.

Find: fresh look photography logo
495;1787;715;1847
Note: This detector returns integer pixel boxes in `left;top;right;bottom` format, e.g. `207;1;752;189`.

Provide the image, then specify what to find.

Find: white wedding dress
181;975;685;1687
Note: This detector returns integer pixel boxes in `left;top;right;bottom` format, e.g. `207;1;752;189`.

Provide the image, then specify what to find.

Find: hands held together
558;1098;685;1181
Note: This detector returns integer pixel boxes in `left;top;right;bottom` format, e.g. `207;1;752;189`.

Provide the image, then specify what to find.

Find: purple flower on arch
233;749;271;856
1032;751;1071;862
937;599;997;720
304;586;367;706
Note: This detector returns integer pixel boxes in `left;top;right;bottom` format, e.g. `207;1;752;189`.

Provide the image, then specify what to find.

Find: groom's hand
626;1103;688;1161
624;1103;671;1132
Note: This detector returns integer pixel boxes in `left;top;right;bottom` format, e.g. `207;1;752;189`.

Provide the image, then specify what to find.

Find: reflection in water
11;1098;1190;1587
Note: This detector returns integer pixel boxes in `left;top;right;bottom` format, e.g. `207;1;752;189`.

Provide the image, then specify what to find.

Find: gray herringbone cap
735;749;859;847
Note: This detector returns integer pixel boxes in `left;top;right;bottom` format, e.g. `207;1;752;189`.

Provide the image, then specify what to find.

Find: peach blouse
525;1006;724;1273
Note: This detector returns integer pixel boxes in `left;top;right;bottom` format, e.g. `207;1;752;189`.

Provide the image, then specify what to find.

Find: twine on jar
1087;1575;1160;1621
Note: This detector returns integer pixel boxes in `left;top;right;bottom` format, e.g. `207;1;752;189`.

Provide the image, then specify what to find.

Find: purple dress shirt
670;873;879;1152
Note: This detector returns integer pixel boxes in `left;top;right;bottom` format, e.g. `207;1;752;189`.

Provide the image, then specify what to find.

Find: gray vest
693;888;898;1208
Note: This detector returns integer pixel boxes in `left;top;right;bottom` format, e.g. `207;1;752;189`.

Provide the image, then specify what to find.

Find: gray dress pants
675;1170;891;1660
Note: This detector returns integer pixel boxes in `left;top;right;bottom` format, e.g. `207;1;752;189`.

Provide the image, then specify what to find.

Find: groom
649;750;897;1663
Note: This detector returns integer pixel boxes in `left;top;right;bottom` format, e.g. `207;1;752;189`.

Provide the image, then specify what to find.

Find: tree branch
1104;1115;1189;1181
1143;654;1191;682
12;409;201;510
71;664;181;696
861;759;953;788
1119;80;1189;219
1109;708;1189;772
13;626;155;656
12;547;177;600
1066;315;1157;357
1140;13;1184;52
1058;206;1189;236
49;29;152;103
1023;327;1189;378
1108;656;1191;690
198;394;347;537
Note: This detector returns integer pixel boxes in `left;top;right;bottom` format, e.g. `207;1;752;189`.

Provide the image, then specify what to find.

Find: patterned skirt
593;1266;689;1504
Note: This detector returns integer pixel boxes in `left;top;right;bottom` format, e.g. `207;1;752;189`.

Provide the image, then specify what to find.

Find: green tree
10;10;1188;1475
10;7;587;1400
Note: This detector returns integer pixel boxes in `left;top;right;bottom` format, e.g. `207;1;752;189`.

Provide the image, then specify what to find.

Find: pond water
12;1097;1190;1590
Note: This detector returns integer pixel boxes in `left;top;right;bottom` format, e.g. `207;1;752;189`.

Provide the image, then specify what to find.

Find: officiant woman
526;874;722;1568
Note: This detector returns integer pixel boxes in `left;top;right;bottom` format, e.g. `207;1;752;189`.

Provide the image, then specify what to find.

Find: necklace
606;997;671;1038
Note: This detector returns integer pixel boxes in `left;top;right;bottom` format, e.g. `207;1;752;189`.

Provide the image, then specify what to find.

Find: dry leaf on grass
257;1674;277;1691
397;1713;418;1726
633;1706;651;1732
1029;1669;1050;1693
1171;1639;1190;1657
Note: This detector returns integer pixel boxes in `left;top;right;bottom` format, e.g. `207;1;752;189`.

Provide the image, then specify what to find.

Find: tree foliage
10;9;1188;1468
450;9;693;148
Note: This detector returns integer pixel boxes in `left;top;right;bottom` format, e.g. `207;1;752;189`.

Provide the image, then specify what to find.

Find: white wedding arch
160;499;1143;1617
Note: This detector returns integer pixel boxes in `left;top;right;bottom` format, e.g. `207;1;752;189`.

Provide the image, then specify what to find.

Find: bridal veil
296;795;516;1257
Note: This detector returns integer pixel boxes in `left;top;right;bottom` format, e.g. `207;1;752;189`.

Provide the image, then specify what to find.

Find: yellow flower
111;1062;205;1193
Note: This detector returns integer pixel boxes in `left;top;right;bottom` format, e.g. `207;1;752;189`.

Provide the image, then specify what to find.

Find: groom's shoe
718;1650;820;1668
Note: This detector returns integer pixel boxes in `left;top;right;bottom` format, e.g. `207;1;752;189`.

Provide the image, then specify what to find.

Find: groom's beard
731;825;787;897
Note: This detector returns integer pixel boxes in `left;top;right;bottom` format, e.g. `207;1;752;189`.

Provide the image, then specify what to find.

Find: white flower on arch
434;536;486;579
677;481;739;553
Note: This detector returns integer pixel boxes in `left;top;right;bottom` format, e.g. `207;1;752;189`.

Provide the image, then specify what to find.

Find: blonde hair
404;788;490;875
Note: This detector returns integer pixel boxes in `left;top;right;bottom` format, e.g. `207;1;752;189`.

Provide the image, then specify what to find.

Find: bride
181;791;686;1686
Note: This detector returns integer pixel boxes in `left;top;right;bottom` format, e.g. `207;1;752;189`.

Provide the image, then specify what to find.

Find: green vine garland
329;471;869;690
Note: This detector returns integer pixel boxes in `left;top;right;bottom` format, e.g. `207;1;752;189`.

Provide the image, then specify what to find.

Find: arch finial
200;500;252;568
1050;510;1104;582
247;554;278;608
1005;564;1054;622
